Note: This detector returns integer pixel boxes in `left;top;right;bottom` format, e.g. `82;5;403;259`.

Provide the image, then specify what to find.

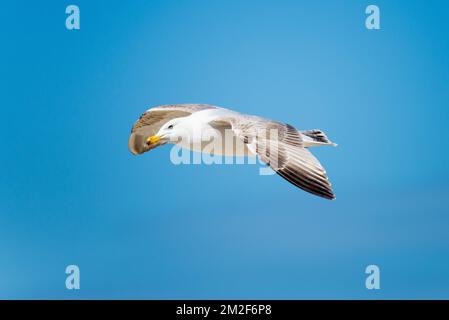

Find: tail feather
301;129;337;147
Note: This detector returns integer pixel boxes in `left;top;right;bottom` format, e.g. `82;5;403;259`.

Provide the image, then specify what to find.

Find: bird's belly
175;128;255;157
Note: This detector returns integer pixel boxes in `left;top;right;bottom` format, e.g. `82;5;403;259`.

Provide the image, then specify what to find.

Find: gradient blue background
1;0;448;299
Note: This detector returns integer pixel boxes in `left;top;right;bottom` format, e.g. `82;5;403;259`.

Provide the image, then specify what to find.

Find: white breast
174;109;254;157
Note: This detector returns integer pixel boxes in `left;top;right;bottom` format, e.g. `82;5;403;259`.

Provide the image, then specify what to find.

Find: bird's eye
168;125;174;129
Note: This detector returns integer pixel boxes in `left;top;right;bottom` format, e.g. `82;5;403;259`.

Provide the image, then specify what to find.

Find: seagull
128;104;337;199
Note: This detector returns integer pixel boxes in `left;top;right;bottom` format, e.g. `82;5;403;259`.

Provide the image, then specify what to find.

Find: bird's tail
301;129;337;147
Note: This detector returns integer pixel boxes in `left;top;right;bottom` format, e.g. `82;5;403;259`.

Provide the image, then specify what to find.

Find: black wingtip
326;194;337;200
314;191;336;200
276;170;336;200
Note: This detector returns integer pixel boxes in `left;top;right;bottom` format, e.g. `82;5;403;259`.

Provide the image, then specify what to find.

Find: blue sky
1;0;449;299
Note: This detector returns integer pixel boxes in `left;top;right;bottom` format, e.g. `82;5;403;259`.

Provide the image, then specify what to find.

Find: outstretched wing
129;104;218;154
213;116;335;199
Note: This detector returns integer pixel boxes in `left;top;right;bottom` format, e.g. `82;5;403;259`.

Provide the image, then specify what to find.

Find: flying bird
129;104;337;199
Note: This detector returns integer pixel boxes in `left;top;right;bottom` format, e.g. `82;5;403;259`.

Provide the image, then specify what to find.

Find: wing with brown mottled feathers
215;116;336;199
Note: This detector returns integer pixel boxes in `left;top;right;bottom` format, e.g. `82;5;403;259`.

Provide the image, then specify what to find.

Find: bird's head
146;118;186;146
128;116;190;155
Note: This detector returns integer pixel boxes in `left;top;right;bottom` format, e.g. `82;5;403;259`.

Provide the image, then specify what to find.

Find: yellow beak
146;135;161;145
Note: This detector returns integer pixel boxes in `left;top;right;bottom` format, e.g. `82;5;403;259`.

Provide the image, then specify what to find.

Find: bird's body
170;108;253;156
129;104;337;199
